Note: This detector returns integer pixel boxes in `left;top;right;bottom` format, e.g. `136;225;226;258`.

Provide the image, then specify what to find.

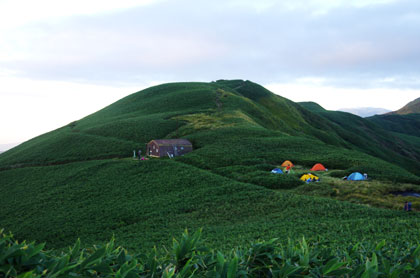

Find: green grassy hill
368;113;420;137
1;158;420;253
1;80;418;177
300;102;420;176
0;80;350;169
1;80;420;256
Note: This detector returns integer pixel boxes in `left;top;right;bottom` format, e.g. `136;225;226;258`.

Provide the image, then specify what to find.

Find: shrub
2;229;420;278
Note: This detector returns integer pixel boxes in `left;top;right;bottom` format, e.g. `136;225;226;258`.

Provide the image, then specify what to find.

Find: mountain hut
146;139;193;158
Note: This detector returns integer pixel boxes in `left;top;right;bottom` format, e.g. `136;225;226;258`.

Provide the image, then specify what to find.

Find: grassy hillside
1;158;420;254
1;80;420;259
300;102;420;176
3;80;418;176
368;113;420;137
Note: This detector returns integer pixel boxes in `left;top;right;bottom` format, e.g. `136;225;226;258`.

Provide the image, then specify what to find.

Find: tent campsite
310;163;327;171
271;168;283;174
347;172;366;181
300;173;319;182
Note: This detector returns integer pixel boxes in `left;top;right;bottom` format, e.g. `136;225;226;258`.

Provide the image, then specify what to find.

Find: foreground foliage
2;229;420;278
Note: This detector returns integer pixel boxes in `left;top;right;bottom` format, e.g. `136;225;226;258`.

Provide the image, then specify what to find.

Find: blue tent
271;168;283;174
347;172;365;181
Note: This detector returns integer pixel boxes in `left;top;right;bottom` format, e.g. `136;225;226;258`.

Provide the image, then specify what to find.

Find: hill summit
0;80;419;176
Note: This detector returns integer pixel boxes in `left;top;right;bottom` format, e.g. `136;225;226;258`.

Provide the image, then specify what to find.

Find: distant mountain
337;107;391;117
389;97;420;115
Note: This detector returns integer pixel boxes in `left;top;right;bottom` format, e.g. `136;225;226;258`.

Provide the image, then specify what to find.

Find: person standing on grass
404;201;408;211
285;165;291;174
138;150;142;159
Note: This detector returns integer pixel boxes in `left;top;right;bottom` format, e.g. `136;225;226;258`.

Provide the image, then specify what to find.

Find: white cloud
228;0;397;12
0;0;161;29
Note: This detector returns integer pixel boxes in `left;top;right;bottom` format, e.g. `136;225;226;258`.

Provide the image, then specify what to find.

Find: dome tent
271;168;283;174
310;163;327;171
300;173;319;182
281;160;294;167
347;172;365;181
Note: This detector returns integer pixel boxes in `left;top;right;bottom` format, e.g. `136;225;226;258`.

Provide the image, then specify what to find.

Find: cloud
1;0;420;88
0;0;162;29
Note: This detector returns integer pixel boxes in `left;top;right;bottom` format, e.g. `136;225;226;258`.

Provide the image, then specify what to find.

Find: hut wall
147;141;162;157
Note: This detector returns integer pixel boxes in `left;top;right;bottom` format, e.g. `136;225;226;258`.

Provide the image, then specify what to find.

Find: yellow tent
300;173;319;182
281;160;294;167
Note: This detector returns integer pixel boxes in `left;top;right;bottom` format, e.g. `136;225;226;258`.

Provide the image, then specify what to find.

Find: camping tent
300;173;319;182
281;160;294;167
347;172;365;181
310;163;327;171
271;168;283;174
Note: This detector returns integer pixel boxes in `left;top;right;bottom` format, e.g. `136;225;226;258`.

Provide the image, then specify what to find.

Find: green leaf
79;246;107;269
227;256;238;278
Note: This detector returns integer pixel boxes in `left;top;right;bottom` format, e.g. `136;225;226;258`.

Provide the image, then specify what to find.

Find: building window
181;146;184;150
156;149;159;152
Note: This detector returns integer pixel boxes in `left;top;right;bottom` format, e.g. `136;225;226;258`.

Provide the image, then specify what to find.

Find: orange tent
310;163;327;171
281;160;294;167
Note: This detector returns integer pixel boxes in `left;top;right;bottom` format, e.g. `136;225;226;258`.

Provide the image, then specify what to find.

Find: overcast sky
1;0;420;146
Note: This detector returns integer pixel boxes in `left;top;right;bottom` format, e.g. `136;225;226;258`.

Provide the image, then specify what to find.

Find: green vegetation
3;229;420;278
1;158;420;255
1;80;420;276
368;113;420;138
300;102;420;176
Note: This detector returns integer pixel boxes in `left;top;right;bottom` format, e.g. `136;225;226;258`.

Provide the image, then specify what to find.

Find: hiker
342;176;348;180
285;165;291;174
133;150;136;159
138;150;142;159
404;201;408;211
363;173;368;180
